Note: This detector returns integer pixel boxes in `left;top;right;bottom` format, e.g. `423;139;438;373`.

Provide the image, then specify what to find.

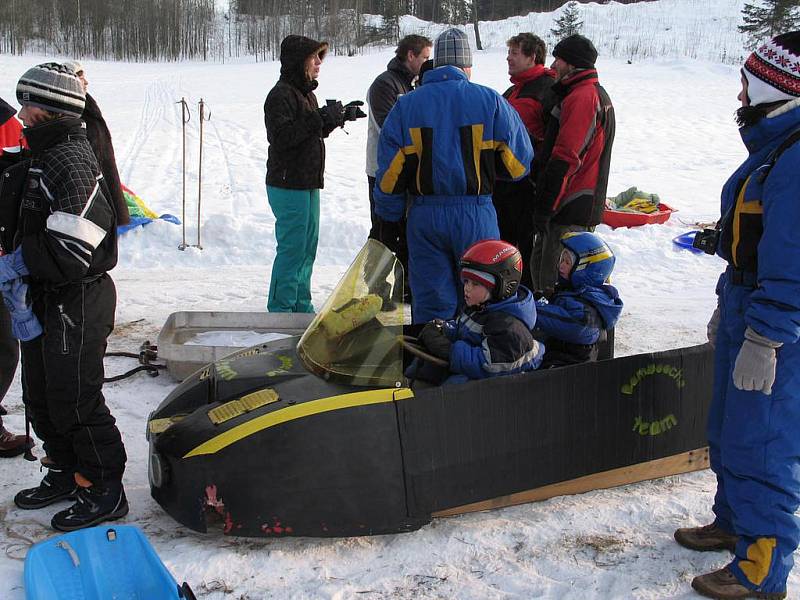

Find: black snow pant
0;301;20;428
492;178;536;291
21;274;126;484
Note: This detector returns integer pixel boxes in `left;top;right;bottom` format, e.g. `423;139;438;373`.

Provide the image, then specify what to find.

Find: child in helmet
411;239;545;384
534;231;623;367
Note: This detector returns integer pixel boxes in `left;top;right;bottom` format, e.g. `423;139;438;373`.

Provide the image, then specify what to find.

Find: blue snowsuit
441;286;544;383
709;99;800;594
374;66;534;323
535;283;622;366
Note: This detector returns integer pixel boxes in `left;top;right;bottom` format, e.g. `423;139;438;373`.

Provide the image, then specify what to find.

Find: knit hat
63;60;85;76
742;31;800;106
434;28;472;68
552;34;598;69
16;62;85;118
461;267;496;290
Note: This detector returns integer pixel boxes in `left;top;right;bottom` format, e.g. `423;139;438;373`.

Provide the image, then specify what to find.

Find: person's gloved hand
419;320;452;361
0;247;29;283
532;213;550;235
1;279;41;341
343;100;367;121
318;100;345;130
707;304;721;348
732;326;782;395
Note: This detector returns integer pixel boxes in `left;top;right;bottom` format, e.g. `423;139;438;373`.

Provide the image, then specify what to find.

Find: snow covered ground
3;0;795;598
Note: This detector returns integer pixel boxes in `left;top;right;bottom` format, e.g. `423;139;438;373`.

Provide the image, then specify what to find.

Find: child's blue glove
0;248;29;283
1;279;42;341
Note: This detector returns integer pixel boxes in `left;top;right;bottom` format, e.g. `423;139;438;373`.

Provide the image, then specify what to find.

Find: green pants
267;186;320;313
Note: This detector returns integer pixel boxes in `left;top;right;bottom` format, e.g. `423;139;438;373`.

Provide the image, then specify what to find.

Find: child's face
463;278;491;307
558;248;575;281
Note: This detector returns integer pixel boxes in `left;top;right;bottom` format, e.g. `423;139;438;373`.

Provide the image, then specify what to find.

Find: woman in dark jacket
63;61;129;225
263;35;340;312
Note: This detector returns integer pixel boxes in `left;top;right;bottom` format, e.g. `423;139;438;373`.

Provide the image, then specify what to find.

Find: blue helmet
560;232;615;288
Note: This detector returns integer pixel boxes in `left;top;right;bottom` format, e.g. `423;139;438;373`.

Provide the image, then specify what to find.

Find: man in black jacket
1;63;127;531
365;35;431;292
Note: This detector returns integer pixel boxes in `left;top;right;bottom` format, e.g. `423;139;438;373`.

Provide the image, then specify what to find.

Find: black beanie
553;34;598;69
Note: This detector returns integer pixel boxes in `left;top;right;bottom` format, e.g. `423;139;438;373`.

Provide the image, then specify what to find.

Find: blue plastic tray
672;231;705;254
24;525;191;600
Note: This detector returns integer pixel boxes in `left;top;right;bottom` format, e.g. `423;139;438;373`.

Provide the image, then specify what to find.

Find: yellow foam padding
183;388;414;458
321;295;382;338
740;537;777;586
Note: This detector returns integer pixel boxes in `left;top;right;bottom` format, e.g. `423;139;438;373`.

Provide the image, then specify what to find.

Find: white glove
707;304;721;348
732;326;782;395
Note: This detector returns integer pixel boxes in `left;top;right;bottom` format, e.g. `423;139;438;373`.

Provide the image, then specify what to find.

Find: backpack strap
757;125;800;183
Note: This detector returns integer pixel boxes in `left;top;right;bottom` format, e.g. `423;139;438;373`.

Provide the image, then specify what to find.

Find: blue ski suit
709;98;800;595
374;66;533;323
535;283;622;366
441;286;544;383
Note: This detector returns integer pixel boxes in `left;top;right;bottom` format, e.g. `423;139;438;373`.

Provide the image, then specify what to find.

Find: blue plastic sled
672;230;705;254
24;525;195;600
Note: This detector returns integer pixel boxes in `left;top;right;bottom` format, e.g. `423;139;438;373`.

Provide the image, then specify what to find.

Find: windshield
297;240;406;387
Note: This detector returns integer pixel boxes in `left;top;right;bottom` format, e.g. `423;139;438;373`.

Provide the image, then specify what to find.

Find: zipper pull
58;304;76;328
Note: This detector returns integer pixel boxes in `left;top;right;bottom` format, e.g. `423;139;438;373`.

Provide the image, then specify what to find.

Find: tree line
0;0;796;62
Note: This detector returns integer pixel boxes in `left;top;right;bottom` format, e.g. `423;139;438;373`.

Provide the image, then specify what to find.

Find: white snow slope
3;0;796;598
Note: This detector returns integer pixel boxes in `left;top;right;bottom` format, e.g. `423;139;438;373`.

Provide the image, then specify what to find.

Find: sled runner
24;525;195;600
148;241;712;538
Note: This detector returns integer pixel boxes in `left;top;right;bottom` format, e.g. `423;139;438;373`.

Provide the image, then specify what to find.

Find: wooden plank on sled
432;447;710;518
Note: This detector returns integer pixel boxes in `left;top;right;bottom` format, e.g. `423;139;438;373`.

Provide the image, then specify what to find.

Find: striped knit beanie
16;62;85;118
743;31;800;106
434;28;472;69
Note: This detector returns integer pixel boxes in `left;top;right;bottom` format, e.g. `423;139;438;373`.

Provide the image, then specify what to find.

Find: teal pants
267;186;320;313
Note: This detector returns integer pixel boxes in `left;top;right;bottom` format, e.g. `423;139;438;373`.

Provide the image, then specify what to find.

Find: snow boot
691;567;786;599
0;426;34;458
51;480;129;532
14;464;78;509
674;523;738;552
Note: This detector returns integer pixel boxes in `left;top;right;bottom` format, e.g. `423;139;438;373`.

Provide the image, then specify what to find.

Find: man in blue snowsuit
673;31;800;600
534;231;622;367
374;28;533;323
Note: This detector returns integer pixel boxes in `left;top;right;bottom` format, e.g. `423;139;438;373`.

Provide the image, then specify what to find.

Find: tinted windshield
297;240;406;387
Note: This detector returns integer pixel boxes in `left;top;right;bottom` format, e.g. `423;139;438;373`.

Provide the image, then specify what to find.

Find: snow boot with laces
692;567;786;599
51;480;129;532
674;522;738;552
14;464;78;509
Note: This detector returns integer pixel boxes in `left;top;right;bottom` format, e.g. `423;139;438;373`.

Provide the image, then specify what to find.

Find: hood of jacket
740;97;800;155
510;64;557;87
572;284;623;329
386;56;416;87
482;285;537;329
279;35;328;94
0;97;15;125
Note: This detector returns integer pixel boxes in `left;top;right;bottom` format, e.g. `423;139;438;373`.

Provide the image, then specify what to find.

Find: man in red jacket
493;33;555;290
531;34;615;298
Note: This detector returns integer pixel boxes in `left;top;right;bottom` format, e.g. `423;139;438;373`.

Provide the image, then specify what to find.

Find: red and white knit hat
743;31;800;106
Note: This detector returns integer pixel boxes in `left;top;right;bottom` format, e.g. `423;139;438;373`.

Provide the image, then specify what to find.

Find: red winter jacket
503;64;556;149
535;69;615;227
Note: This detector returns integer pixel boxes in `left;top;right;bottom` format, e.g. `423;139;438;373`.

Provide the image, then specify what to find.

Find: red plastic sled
601;202;675;229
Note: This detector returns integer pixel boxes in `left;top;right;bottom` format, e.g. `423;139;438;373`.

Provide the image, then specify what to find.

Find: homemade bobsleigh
148;240;712;538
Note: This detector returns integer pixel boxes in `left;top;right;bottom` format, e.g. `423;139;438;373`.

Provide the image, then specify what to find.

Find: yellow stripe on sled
183;388;413;458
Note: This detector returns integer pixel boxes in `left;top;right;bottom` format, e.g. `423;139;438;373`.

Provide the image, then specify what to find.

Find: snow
3;0;794;598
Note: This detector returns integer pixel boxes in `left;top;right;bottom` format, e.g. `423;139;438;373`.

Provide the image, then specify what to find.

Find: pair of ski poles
177;97;211;250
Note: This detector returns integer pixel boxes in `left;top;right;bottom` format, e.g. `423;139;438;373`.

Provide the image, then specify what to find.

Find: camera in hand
693;227;720;255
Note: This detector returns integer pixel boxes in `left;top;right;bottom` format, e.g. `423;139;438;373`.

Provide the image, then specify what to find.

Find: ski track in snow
2;3;798;597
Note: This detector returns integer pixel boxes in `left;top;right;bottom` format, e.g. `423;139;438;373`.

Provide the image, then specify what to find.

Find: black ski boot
51;481;129;532
14;465;78;509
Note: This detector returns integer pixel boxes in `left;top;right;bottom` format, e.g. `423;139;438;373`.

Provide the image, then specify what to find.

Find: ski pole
177;98;191;250
196;98;211;249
